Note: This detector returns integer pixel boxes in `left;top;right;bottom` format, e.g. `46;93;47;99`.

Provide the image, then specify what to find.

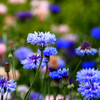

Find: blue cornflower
76;68;100;99
0;77;16;95
58;68;69;77
15;11;33;21
76;68;100;83
57;59;66;68
14;47;33;60
21;53;46;70
75;41;97;56
30;92;43;100
91;27;100;39
78;82;100;100
38;46;57;56
56;39;73;49
82;61;97;68
49;71;62;79
27;31;56;47
49;4;61;13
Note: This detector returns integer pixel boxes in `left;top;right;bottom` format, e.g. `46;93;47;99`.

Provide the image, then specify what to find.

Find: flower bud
8;53;12;59
70;83;74;88
51;80;59;88
9;42;15;52
39;45;45;51
67;84;71;89
5;62;10;73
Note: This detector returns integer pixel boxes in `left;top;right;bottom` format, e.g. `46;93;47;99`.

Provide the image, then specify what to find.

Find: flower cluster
38;46;57;57
75;41;97;56
21;53;47;70
27;31;56;47
0;77;16;95
76;68;100;99
49;68;69;79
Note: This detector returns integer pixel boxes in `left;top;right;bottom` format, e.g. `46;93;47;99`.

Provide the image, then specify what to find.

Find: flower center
81;41;91;49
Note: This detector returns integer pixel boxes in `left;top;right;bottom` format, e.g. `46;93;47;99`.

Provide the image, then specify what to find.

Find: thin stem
5;92;8;100
24;51;43;100
1;95;3;100
72;89;73;100
54;91;57;100
48;79;50;100
64;87;66;100
70;57;83;79
10;59;14;79
7;72;9;80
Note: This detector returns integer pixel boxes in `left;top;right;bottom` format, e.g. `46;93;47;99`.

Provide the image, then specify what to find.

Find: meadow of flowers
0;0;100;100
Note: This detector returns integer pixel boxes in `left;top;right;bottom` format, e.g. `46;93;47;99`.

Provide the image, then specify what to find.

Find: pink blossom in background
31;0;49;21
58;25;70;34
0;67;20;80
0;92;11;100
8;0;26;4
45;94;70;100
0;43;6;55
0;4;7;14
64;34;79;43
51;24;70;34
4;15;15;26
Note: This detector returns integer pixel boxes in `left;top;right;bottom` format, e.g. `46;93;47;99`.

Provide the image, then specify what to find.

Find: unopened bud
8;53;12;59
5;62;10;72
9;42;15;52
70;83;74;88
67;84;71;89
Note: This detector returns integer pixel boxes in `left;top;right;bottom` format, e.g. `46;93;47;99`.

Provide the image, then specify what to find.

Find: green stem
72;89;73;100
54;91;57;100
64;87;66;100
24;51;43;100
70;57;83;79
1;95;3;100
10;59;14;79
48;79;50;100
7;72;9;80
37;61;49;100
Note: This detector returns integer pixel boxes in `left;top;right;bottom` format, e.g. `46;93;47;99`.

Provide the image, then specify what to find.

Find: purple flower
75;41;97;56
21;53;47;70
0;77;16;95
91;27;100;39
27;31;56;47
49;4;61;13
14;47;33;60
38;46;57;56
30;92;43;100
15;11;33;21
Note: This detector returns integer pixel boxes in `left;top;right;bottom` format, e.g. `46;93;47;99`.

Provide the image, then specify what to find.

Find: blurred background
0;0;100;99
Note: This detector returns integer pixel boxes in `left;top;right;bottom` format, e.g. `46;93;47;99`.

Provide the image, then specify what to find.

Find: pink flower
58;25;69;34
65;34;78;43
0;43;6;55
45;94;70;100
31;0;49;21
8;0;26;4
0;4;7;14
51;24;69;34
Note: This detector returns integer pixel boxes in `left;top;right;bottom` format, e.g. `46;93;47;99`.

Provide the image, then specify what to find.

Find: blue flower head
21;53;46;70
38;46;57;56
30;92;43;100
27;31;56;47
49;71;62;79
91;27;100;39
49;4;61;13
14;47;33;60
58;68;69;77
76;68;100;99
75;41;97;56
82;61;97;68
15;11;33;21
56;39;73;49
57;59;66;68
0;77;17;95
